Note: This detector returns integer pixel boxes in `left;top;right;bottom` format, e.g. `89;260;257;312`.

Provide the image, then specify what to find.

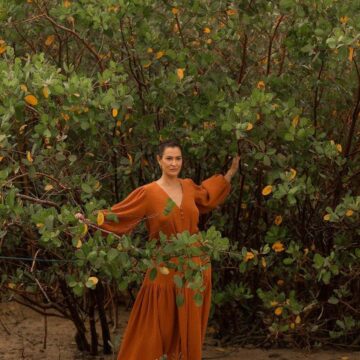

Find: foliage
0;0;359;352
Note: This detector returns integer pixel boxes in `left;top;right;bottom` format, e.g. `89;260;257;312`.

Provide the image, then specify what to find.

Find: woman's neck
157;174;180;186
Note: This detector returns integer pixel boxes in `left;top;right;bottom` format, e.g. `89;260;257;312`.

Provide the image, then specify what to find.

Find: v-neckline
153;179;184;209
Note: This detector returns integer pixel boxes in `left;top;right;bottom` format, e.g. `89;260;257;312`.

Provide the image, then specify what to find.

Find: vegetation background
0;0;359;355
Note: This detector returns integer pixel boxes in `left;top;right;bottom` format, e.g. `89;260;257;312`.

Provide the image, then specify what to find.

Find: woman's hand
224;155;240;183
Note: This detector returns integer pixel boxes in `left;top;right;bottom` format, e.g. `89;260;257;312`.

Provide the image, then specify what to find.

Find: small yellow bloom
257;81;265;90
262;185;273;196
246;123;253;131
61;113;70;121
88;276;99;285
270;300;278;307
226;9;237;16
348;47;354;62
20;84;28;92
36;223;44;228
177;68;185;80
82;223;88;236
244;251;255;262
286;168;297;181
45;35;55;46
143;61;152;68
42;86;50;98
0;40;7;55
274;215;283;226
256;113;261;121
336;144;342;153
345;209;354;217
97;211;105;226
203;27;211;34
272;241;285;253
26;151;33;163
147;47;153;53
25;94;38;106
206;38;213;44
156;51;165;59
76;239;82;248
63;0;71;8
261;257;267;268
112;108;118;117
290;322;295;329
323;213;331;221
274;307;283;316
340;16;349;24
159;266;170;275
292;115;299;127
295;315;301;324
44;184;53;191
171;7;179;15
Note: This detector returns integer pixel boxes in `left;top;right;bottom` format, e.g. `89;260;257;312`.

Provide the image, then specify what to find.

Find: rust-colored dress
98;175;231;360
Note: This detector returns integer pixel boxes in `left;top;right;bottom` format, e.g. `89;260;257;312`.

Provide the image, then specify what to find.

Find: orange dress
98;175;231;360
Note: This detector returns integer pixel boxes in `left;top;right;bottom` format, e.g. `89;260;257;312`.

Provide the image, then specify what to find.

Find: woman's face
157;146;183;178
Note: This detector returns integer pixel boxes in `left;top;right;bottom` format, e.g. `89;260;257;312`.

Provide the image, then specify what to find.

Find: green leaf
176;293;184;307
149;267;157;281
163;198;176;216
173;274;183;288
194;292;203;307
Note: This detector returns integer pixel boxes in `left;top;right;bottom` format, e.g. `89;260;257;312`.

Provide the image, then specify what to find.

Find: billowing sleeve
97;186;147;236
189;174;231;214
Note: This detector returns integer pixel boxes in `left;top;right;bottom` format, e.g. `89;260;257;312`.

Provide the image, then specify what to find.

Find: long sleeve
97;186;147;236
188;174;231;214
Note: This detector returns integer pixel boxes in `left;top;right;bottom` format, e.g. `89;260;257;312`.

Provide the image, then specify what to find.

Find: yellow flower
177;68;185;80
171;7;179;15
45;35;55;46
348;47;354;62
295;315;301;324
290;322;295;329
42;86;50;98
270;300;278;307
256;113;261;121
97;211;105;226
112;108;118;117
75;239;82;248
340;16;349;24
261;257;267;268
292;115;299;127
244;251;255;262
44;184;53;191
61;113;70;121
345;209;354;217
147;47;153;53
226;9;237;16
36;223;44;228
286;168;297;181
159;266;170;275
272;241;285;253
88;276;99;285
156;51;165;59
143;61;152;68
206;38;213;44
20;84;28;92
246;123;253;131
274;307;283;316
323;213;331;221
63;0;71;8
25;94;38;106
336;144;342;153
82;223;88;236
203;27;211;34
262;185;273;196
0;40;7;55
274;215;283;226
257;80;265;90
26;151;33;163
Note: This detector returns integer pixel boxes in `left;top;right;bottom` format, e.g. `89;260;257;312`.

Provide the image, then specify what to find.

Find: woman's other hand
224;155;240;183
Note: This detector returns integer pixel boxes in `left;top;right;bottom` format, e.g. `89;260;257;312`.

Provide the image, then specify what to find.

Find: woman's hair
158;140;182;158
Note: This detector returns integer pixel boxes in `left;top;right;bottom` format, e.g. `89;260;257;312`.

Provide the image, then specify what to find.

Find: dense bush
0;0;359;352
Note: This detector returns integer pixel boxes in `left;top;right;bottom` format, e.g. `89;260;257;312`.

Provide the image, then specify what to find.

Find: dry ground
0;302;358;360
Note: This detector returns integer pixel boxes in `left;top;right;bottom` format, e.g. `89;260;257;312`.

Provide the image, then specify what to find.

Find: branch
266;15;285;76
15;193;60;209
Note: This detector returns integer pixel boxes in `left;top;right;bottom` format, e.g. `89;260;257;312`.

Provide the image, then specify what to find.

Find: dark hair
158;140;182;158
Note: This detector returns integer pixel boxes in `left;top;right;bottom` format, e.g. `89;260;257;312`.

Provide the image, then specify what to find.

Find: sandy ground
0;302;358;360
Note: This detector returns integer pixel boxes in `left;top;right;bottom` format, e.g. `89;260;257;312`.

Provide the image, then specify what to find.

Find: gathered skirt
117;257;212;360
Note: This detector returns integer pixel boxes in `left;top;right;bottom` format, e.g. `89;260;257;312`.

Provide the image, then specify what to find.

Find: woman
76;140;239;360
